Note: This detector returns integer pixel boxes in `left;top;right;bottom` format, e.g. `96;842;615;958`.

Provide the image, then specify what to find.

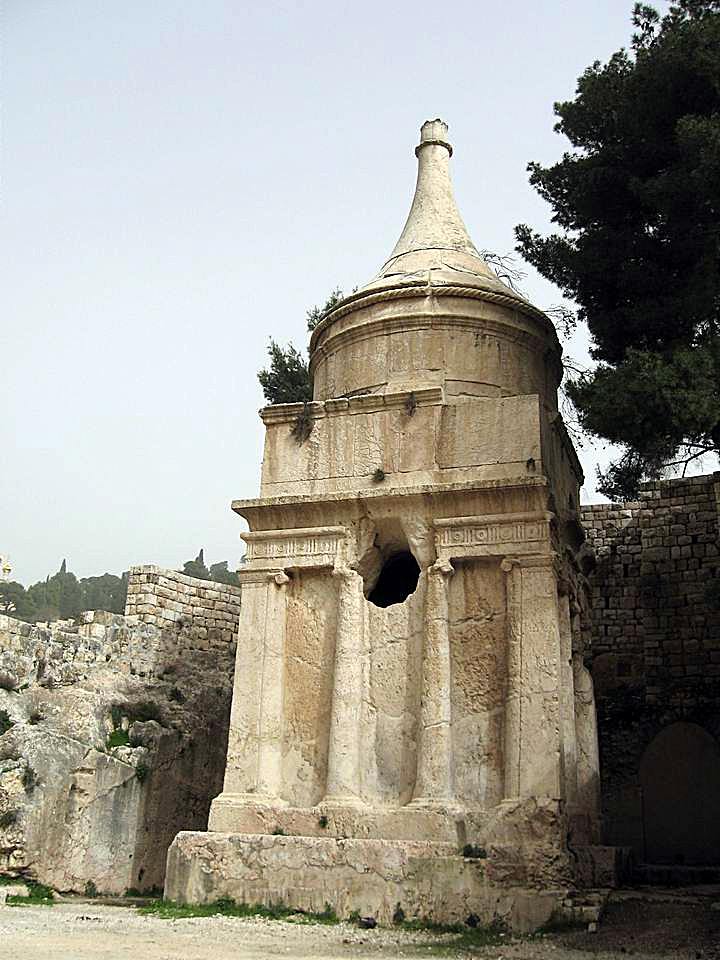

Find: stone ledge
207;796;484;844
233;475;550;515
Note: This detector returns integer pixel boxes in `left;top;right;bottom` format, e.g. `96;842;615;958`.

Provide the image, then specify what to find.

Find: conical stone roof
309;119;558;402
359;119;536;304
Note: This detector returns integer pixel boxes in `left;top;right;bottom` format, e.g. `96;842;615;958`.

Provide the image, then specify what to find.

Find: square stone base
164;831;569;934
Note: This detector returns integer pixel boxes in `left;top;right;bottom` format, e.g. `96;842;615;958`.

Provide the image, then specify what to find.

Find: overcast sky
2;0;674;585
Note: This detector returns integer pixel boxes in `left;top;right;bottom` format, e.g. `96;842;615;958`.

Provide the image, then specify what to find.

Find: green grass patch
395;917;509;955
125;886;162;898
107;729;130;749
0;874;23;886
138;898;339;924
7;881;54;906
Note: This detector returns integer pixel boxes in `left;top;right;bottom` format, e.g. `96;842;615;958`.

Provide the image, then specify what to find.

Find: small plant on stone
319;903;338;923
291;402;314;444
393;903;406;924
110;704;124;728
22;766;38;794
0;709;13;736
271;827;286;836
405;391;417;416
0;672;17;693
84;880;98;898
318;815;328;829
372;468;386;483
461;843;487;859
127;700;164;724
168;686;185;703
0;743;20;763
107;729;130;749
0;810;18;829
28;711;44;725
135;761;150;784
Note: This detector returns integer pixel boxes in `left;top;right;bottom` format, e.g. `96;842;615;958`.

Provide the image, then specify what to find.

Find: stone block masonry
581;473;719;708
581;472;720;865
124;564;241;652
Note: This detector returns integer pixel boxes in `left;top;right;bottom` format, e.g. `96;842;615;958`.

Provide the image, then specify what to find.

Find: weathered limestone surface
0;567;240;893
166;830;565;934
167;120;606;928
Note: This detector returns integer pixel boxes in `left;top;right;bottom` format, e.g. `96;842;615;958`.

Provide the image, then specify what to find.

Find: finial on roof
332;119;529;311
378;118;495;282
416;118;453;157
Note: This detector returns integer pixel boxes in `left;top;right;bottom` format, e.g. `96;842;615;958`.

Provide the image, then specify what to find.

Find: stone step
559;888;610;926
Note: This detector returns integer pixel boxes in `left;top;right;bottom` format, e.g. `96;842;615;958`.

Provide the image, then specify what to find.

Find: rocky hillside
0;567;241;895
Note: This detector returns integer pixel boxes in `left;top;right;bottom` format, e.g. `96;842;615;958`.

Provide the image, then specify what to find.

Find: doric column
502;554;563;799
412;559;454;805
324;566;365;804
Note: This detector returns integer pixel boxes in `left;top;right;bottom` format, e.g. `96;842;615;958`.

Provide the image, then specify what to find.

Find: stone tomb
166;120;608;930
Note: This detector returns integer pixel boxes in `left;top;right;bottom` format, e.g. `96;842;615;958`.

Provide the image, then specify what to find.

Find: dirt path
1;891;719;960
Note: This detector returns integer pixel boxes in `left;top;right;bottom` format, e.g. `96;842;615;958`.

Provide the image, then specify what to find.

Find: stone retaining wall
581;473;720;863
124;564;241;651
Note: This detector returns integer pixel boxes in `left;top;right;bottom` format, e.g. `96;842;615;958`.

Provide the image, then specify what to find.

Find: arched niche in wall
639;721;720;865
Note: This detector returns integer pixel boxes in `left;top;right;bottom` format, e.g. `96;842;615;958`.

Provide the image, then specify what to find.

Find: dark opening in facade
367;551;421;608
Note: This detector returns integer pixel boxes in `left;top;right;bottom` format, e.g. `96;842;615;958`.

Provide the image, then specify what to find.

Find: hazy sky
3;0;673;585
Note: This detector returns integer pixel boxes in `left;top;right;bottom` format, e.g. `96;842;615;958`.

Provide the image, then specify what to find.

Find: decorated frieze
433;512;553;559
241;526;347;569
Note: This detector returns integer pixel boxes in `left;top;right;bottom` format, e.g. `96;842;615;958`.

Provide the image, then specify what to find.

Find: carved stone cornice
259;386;443;426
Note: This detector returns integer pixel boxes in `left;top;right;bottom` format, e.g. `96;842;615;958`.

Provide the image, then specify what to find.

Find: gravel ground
1;889;719;960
